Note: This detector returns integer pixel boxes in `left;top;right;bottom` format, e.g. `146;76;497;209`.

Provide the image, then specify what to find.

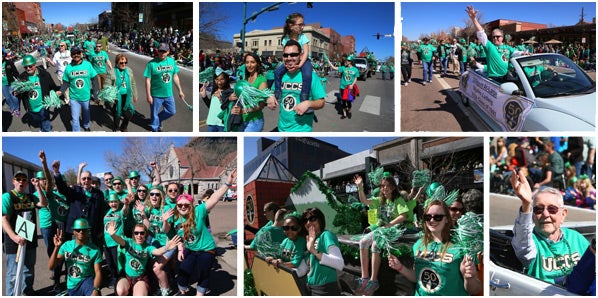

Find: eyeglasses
177;204;191;209
133;231;146;236
282;225;299;231
25;65;36;69
112;182;122;186
492;35;503;39
307;215;318;222
14;178;27;182
283;52;300;58
104;178;113;182
81;177;92;180
119;61;127;65
449;207;464;213
293;23;305;27
73;229;89;233
168;189;179;193
533;205;561;215
423;214;446;222
149;192;161;197
137;189;147;193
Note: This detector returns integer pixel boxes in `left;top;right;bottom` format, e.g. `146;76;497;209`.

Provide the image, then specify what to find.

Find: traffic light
377;33;380;40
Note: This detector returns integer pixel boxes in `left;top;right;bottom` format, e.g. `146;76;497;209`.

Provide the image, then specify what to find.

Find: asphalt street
2;45;193;132
1;200;238;296
199;71;396;132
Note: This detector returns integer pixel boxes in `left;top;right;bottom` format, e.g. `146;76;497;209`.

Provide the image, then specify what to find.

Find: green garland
244;269;258;296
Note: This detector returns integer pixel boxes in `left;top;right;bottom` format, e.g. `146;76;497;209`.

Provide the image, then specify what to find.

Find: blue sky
244;137;398;162
402;2;596;41
3;137;190;178
40;2;111;27
214;2;396;60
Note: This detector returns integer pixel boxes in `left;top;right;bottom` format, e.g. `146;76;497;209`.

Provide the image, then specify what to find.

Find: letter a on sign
16;215;35;242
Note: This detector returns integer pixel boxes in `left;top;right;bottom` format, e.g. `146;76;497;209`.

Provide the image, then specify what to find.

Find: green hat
72;218;91;230
112;176;124;184
22;55;36;67
107;193;120;202
426;182;442;198
401;42;407;46
459;38;466;44
346;55;354;61
35;171;46;179
129;170;140;179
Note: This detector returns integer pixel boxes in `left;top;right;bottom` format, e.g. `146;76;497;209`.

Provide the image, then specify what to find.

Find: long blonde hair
419;200;453;261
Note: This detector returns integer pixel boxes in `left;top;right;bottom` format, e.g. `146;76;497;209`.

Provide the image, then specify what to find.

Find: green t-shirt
484;41;514;77
338;66;359;89
278;70;326;132
207;93;224;127
527;228;589;284
418;44;437;62
83;39;96;55
104;208;126;248
413;239;469;296
36;190;69;229
62;60;98;101
280;236;307;268
59;240;102;290
249;225;286;254
173;204;215;251
121;237;156;278
307;230;340;286
26;74;44;113
89;50;110;74
143;56;179;98
147;207;168;246
2;61;8;86
242;74;266;123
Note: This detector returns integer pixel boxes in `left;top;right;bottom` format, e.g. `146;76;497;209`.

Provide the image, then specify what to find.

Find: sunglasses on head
423;214;446;222
283;52;300;58
533;205;560;215
133;231;146;236
282;225;299;231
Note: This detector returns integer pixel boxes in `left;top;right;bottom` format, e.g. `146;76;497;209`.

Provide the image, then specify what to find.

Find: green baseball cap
129;170;140;179
72;218;91;230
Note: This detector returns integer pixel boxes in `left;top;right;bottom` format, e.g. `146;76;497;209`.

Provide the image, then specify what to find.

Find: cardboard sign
460;70;534;131
16;215;36;242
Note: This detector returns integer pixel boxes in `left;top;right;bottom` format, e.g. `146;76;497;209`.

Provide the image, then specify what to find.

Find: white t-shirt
53;50;72;77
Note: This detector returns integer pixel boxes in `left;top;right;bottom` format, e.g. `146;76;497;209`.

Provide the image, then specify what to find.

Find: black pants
112;94;133;131
401;63;412;82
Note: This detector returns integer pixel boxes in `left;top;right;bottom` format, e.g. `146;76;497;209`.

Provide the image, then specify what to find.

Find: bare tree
104;138;178;183
199;3;229;47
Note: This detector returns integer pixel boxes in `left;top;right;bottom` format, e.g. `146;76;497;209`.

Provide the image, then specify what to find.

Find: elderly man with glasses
510;168;590;284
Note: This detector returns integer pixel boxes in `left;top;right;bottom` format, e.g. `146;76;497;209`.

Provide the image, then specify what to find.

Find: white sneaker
422;82;426;86
404;82;408;86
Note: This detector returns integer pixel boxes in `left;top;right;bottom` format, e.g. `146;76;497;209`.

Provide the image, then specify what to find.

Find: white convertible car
459;53;595;132
489;222;595;296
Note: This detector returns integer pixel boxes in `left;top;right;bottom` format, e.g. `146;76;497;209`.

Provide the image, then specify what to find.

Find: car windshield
516;55;595;98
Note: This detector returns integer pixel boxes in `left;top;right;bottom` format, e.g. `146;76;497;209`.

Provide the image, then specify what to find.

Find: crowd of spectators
110;27;193;66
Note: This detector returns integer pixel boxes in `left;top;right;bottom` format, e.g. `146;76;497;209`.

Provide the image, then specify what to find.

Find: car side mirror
500;82;522;96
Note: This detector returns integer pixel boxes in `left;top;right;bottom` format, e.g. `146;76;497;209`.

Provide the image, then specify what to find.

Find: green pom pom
412;170;431;187
11;81;36;94
452;212;483;256
42;90;62;109
368;166;385;188
98;86;118;103
235;80;272;110
199;67;214;83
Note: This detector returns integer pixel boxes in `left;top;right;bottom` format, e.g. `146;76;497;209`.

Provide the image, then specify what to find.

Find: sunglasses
282;225;299;231
137;189;147;193
177;204;191;209
112;182;122;186
293;23;305;27
133;231;146;236
119;61;127;65
449;207;464;213
492;35;503;39
130;177;139;180
168;189;179;193
73;229;89;233
104;178;113;182
14;178;27;182
25;65;36;69
306;215;318;223
423;214;446;222
533;205;561;215
283;52;300;58
149;192;161;197
59;45;66;47
81;177;92;180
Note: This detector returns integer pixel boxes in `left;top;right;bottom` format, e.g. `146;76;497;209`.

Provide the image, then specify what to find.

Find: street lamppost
178;160;181;185
241;2;282;54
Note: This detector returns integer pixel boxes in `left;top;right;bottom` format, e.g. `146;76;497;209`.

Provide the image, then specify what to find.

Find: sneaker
340;115;346;119
83;127;91;132
363;280;380;296
14;110;21;118
429;80;432;83
408;79;411;82
347;112;352;119
404;82;408;86
354;277;369;296
422;82;426;86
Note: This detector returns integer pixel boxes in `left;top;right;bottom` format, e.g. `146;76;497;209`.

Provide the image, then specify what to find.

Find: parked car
459;53;595;132
490;221;595;296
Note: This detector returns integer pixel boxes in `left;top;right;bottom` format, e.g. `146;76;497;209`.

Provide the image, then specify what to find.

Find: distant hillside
186;137;237;166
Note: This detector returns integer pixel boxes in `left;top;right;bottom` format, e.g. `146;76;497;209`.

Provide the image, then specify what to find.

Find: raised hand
106;221;117;236
162;209;174;222
53;229;64;247
510;168;533;207
166;235;182;250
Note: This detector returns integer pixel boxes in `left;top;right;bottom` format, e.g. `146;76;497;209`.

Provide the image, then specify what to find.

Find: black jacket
17;67;59;111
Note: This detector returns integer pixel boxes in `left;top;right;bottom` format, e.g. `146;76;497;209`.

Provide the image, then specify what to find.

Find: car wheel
460;92;470;106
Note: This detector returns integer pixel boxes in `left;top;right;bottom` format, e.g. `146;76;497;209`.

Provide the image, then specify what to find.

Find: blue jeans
422;61;433;82
207;125;224;132
4;246;36;296
459;61;467;75
150;96;176;131
3;84;19;111
68;276;95;296
70;100;90;131
381;72;386;80
240;118;264;132
440;57;448;76
28;108;51;132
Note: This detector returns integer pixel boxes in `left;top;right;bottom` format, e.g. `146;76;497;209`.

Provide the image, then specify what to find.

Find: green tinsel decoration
367;166;385;189
452;212;483;258
237;85;272;110
411;169;431;188
373;225;406;251
199;66;214;83
424;186;459;209
11;81;36;94
244;269;258;296
98;86;118;103
42;90;61;109
254;231;281;258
